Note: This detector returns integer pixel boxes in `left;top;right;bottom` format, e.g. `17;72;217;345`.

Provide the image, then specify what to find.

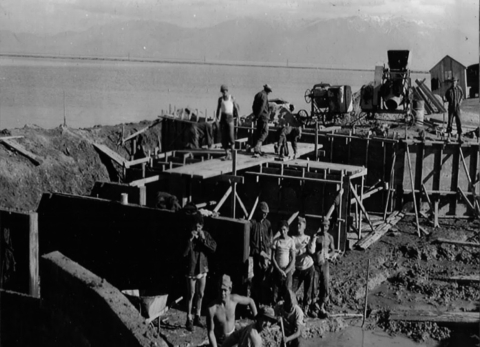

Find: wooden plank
0;138;43;165
0;136;24;140
209;175;245;184
29;213;40;298
235;191;249;218
125;156;151;169
122;119;161;144
356;211;404;249
213;186;233;213
390;310;479;323
129;175;162;187
93;143;126;165
436;238;480;248
349;182;374;231
432;275;480;283
459;147;480;213
457;187;476;212
405;145;421;237
245;171;340;184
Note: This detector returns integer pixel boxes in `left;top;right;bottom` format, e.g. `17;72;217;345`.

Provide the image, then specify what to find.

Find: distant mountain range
0;16;476;71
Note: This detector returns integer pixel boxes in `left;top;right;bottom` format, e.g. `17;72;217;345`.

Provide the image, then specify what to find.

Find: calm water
0;57;429;129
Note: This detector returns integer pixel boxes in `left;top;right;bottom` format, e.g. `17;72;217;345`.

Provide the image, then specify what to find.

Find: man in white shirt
272;220;296;303
291;216;316;317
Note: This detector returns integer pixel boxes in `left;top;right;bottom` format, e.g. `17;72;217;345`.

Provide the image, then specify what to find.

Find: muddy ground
0;101;479;346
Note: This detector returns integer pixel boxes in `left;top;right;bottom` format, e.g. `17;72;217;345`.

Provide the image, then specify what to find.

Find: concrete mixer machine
359;50;414;122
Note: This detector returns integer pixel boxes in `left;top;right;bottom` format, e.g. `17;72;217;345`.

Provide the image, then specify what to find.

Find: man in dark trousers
251;84;272;157
444;77;464;143
249;201;274;305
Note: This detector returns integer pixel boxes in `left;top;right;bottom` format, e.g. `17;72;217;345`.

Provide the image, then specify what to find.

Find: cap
220;84;228;92
259;201;269;213
258;306;277;321
263;84;273;92
297;215;306;225
220;274;232;290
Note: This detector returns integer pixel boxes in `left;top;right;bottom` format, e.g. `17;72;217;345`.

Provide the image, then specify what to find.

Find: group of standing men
182;202;337;347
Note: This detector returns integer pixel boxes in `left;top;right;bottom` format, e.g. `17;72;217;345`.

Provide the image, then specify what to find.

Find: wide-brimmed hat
263;84;273;92
258;306;277;321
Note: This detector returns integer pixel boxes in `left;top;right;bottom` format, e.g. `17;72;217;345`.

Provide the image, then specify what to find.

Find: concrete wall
37;193;250;297
0;208;39;297
39;251;167;347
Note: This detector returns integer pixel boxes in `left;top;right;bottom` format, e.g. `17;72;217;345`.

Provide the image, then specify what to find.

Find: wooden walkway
164;143;316;179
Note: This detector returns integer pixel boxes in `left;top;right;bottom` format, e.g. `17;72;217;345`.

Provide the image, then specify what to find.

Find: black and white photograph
0;1;479;346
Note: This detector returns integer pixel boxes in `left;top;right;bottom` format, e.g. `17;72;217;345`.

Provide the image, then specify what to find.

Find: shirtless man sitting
207;274;258;347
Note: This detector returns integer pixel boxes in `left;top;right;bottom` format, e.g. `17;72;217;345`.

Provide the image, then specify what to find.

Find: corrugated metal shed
429;55;467;98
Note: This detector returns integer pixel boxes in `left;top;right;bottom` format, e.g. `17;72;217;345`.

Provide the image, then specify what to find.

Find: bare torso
211;296;239;337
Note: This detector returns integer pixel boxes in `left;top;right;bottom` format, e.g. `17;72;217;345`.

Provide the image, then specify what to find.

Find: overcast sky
0;0;478;35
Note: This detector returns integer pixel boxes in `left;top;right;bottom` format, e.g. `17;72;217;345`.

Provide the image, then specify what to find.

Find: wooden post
359;176;364;239
405;144;421;236
231;150;237;218
141;163;146;178
139;186;147;206
383;150;396;220
29;213;40;298
248;193;260;220
315;121;319;161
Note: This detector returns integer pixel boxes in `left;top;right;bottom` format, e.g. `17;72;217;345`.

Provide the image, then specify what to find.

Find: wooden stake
362;259;370;328
405;145;421;236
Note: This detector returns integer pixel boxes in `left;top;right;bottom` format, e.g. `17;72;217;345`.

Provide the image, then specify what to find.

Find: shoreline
0;52;430;74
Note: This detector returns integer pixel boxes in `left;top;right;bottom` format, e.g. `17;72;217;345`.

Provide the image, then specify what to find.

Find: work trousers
252;254;272;306
272;268;293;303
315;261;329;306
220;113;235;150
292;266;316;307
447;106;462;135
254;118;269;153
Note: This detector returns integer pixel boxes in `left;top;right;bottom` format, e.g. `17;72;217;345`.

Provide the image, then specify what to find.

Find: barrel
413;100;425;126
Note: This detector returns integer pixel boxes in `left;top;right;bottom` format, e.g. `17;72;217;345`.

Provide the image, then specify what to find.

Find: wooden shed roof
429;55;467;72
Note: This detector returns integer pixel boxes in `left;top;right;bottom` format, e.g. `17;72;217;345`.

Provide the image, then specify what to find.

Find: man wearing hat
292;215;317;317
249;201;274;305
311;218;335;318
275;288;305;347
251;84;273;158
222;306;277;347
207;274;258;347
444;77;464;142
216;85;240;160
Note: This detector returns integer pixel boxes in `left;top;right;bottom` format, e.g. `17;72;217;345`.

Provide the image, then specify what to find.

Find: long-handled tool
280;317;287;347
361;259;370;328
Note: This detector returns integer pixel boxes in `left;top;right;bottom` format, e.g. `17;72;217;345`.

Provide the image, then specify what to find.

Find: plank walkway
164;143;316;179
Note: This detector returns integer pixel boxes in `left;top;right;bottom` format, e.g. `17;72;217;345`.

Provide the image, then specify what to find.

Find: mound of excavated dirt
0;121;163;211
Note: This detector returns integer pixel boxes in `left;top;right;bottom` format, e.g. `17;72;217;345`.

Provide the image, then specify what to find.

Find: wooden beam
436;238;480;248
235;191;249;218
459;147;480;214
0;138;43;165
432;275;480;283
29;213;40;298
122;119;161;144
349;181;375;231
405;145;421;237
125;156;151;169
245;171;340;184
0;136;24;140
209;175;244;184
355;211;404;249
248;193;260;220
129;175;162;187
93;143;126;166
457;187;476;212
214;186;233;213
390;310;479;323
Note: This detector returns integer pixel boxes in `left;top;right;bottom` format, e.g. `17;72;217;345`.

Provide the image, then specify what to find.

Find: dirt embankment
0;121;163;211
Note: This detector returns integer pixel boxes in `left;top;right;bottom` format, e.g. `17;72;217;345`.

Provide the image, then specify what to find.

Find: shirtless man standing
207;274;258;347
312;218;336;318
